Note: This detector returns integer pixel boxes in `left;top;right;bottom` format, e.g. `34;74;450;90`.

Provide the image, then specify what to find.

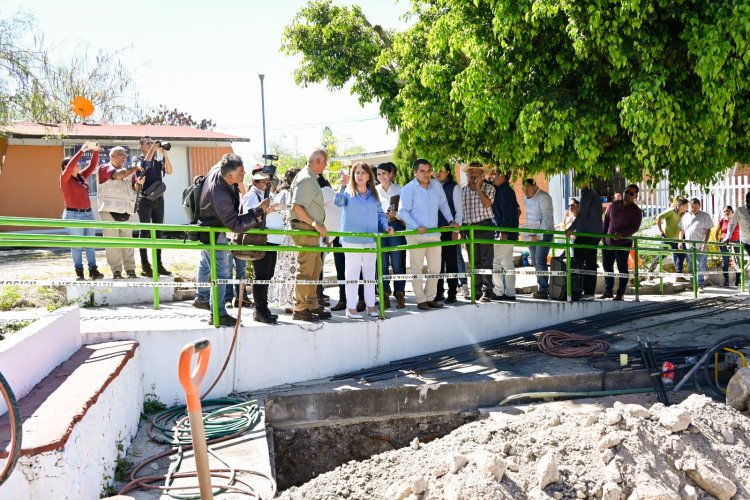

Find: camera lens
160;141;171;151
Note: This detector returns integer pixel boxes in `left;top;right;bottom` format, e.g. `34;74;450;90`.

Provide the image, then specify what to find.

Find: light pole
258;74;267;158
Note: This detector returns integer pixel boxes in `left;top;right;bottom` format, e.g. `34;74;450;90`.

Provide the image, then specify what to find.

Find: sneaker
367;307;379;317
480;294;493;303
445;295;457;304
234;297;253;308
209;314;237;327
499;294;516;302
292;309;318;322
461;284;470;297
532;291;549;299
192;299;210;310
126;270;137;279
598;291;614;299
113;271;123;280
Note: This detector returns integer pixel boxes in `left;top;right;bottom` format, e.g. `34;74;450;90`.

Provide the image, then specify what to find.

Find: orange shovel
178;338;214;500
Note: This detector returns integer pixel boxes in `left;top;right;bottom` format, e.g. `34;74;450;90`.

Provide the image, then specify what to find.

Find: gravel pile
280;394;750;499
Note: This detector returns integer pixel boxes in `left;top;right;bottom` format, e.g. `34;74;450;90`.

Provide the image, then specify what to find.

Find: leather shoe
613;292;624;301
532;291;549;299
234;296;253;308
140;264;153;277
311;308;332;320
433;294;445;302
426;301;443;309
499;294;516;302
113;271;123;280
157;265;172;276
126;270;138;279
192;298;210;310
417;302;430;311
209;314;237;327
253;310;277;324
598;291;614;299
331;301;346;311
356;300;366;312
445;295;457;304
292;309;318;322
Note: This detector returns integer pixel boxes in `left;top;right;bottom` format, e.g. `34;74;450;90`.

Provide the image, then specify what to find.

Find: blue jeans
720;245;740;285
686;250;708;286
668;242;686;273
532;234;552;293
225;255;248;301
63;209;98;270
457;249;468;286
381;223;406;293
199;233;231;316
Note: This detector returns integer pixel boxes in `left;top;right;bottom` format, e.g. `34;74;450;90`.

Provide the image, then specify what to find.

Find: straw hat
460;163;490;174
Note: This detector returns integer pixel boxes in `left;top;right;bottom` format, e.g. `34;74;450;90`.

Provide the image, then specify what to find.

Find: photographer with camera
134;136;173;277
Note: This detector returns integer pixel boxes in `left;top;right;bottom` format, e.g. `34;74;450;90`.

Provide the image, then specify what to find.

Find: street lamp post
258;74;267;158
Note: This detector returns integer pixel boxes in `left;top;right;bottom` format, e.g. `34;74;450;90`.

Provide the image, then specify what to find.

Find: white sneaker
367;307;379;317
461;284;470;297
346;309;363;319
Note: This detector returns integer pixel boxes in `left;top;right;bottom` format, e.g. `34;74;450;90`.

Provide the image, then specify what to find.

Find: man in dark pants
243;167;279;324
461;162;497;302
135;136;172;277
434;164;462;303
566;180;603;298
600;184;642;301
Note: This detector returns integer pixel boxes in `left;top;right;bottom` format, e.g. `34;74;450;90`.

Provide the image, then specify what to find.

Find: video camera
155;140;172;151
261;154;278;176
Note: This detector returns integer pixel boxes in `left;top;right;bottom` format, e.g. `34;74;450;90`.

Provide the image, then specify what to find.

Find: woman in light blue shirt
335;162;394;318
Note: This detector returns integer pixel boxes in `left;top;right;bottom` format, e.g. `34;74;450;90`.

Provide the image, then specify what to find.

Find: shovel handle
178;338;211;412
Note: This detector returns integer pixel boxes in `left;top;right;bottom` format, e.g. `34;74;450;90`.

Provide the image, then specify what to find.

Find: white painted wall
81;300;631;404
161;145;190;225
0;345;143;500
0;306;81;411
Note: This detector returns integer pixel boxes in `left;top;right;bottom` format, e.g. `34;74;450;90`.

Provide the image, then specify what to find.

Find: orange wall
189;146;234;177
0;145;65;228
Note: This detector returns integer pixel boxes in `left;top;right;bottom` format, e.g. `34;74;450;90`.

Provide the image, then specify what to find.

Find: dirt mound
280;394;750;499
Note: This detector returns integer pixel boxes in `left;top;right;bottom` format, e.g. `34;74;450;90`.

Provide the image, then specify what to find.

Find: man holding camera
97;146;141;279
134;136;173;277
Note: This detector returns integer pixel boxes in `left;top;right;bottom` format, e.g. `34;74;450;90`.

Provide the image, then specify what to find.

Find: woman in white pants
334;163;394;318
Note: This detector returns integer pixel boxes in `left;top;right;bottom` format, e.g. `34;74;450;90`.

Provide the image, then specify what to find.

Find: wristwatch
311;220;317;228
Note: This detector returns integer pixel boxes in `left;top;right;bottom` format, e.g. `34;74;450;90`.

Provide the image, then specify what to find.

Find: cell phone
86;141;99;149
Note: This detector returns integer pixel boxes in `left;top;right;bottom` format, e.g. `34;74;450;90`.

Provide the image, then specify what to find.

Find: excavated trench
271;411;479;490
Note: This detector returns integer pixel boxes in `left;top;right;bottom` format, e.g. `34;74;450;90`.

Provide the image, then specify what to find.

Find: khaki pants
99;211;135;274
492;239;516;297
291;222;322;312
406;234;442;304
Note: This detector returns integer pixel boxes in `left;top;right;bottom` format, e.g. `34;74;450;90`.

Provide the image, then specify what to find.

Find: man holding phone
134;136;173;277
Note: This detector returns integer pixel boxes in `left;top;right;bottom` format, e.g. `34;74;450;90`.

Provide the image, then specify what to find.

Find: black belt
65;207;92;213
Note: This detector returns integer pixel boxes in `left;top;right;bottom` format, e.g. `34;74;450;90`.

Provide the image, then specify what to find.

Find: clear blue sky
2;0;409;160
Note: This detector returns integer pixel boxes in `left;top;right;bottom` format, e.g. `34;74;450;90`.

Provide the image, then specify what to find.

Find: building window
64;144;133;197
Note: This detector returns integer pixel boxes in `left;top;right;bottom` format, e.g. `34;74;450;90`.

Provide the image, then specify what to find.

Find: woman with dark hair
335;162;393;318
718;205;741;287
375;162;407;308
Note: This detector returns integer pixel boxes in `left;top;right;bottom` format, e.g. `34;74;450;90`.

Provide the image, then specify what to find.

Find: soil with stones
280;393;749;500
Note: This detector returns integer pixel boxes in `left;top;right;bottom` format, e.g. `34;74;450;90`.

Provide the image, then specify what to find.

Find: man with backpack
196;154;268;327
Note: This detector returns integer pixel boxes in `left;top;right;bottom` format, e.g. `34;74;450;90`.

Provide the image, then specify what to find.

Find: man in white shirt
679;198;713;288
522;179;554;299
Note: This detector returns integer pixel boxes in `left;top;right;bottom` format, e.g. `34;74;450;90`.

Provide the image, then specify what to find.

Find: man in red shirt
60;142;104;281
600;184;642;301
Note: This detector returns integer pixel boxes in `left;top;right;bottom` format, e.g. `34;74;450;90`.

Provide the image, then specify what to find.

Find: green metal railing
0;216;745;327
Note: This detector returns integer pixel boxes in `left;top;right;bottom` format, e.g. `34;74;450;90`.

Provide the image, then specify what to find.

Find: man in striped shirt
461;162;497;301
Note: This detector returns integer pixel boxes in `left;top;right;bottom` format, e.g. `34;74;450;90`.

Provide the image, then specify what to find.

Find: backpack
182;175;205;224
182;175;205;240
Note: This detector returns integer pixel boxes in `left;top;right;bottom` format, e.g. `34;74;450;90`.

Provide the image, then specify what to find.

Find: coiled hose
538;330;611;357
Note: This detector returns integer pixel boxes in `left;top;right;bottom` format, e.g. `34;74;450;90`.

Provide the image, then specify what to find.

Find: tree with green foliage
282;0;750;189
1;12;136;127
134;105;216;130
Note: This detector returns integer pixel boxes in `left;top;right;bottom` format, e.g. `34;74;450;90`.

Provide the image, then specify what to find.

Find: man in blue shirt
399;159;459;310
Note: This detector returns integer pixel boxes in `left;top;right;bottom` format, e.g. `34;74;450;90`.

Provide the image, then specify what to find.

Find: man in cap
461;162;498;301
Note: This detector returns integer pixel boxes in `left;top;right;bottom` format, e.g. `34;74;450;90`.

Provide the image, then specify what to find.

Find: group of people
61;141;750;326
60;137;173;281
